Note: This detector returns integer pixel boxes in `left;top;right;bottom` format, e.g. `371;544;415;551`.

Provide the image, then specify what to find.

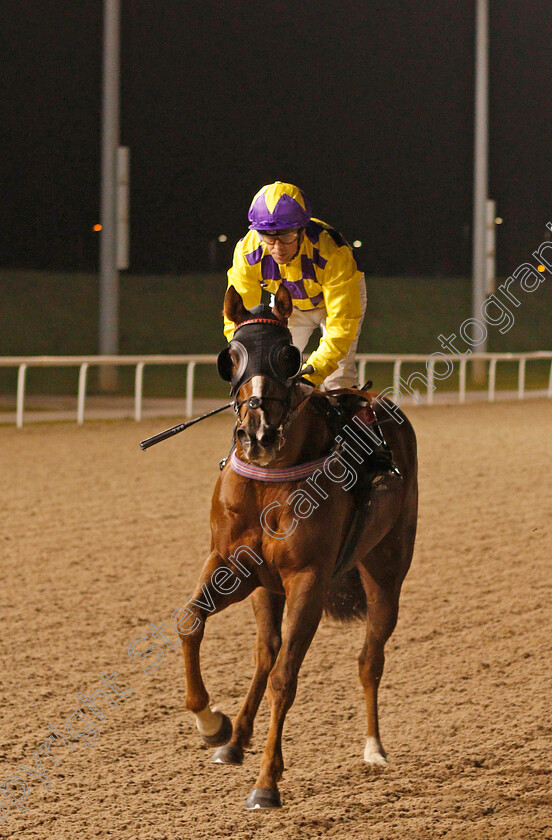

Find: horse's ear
224;286;250;325
272;285;293;322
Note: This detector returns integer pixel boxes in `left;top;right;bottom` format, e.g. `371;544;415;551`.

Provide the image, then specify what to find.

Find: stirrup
372;464;402;483
370;446;403;482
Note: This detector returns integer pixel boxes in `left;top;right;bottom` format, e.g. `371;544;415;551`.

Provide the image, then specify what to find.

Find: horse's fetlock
186;694;210;715
232;722;252;747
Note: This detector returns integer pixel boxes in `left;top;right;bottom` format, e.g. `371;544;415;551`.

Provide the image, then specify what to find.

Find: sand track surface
1;401;551;839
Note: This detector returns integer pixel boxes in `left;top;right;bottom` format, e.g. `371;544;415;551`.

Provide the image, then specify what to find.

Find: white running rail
357;351;552;406
0;351;551;427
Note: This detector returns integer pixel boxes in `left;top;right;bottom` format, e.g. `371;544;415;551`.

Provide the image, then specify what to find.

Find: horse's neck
276;391;333;466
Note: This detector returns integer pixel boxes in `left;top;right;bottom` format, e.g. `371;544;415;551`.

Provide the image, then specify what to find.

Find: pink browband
230;450;329;482
234;318;289;331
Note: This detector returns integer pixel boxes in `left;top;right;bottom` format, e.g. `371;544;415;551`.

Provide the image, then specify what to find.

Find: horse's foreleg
178;550;257;747
212;588;285;765
245;571;325;810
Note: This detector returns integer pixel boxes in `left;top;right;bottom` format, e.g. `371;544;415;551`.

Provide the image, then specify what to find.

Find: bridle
233;382;295;431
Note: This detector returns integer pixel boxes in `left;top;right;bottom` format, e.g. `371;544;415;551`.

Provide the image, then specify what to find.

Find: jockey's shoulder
305;218;351;252
236;229;263;257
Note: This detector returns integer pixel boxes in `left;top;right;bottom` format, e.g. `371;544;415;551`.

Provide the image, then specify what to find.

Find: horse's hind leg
212;588;285;765
357;567;399;768
357;518;416;768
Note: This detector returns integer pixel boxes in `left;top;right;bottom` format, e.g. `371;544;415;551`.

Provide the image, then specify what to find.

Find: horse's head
217;286;303;465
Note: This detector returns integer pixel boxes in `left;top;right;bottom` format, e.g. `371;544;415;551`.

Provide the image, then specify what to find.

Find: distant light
537;265;546;272
93;223;102;232
218;234;228;243
353;239;362;248
494;217;503;225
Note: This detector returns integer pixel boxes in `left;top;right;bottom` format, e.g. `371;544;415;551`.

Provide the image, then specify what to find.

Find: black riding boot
327;391;402;485
369;420;402;482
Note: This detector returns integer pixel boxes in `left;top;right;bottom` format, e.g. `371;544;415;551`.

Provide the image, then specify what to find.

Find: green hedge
1;270;550;395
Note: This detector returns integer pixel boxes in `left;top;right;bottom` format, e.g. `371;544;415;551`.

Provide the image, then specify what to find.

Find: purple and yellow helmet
248;181;312;231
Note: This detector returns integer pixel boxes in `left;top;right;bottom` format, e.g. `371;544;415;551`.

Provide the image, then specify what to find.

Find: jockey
224;181;366;390
223;181;401;481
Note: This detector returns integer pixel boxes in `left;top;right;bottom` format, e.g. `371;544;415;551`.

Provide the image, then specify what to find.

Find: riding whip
139;402;233;450
138;365;314;451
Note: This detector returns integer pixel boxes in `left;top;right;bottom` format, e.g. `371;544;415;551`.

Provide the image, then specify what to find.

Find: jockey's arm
304;249;363;386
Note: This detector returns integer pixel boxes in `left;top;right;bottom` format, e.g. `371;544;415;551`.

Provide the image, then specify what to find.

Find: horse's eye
275;345;302;379
217;347;234;382
217;341;249;389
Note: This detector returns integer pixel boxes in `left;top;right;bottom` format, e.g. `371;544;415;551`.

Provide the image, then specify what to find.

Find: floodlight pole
99;0;120;391
472;0;489;382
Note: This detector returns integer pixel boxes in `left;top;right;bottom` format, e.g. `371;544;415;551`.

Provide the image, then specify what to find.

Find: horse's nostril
236;427;277;450
258;428;278;448
236;428;249;446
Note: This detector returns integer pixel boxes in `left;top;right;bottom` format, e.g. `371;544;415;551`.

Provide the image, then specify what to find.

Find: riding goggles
258;229;302;245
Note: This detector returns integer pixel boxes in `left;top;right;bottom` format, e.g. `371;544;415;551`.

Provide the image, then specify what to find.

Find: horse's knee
256;632;281;672
267;669;296;706
176;608;205;645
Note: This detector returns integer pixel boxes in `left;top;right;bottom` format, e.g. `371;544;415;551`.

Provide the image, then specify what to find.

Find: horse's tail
324;567;367;622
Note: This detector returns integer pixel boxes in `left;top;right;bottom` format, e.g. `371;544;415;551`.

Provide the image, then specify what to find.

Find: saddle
310;386;377;429
308;385;394;498
310;386;401;580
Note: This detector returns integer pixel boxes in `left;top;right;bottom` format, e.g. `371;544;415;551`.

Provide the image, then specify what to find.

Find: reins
233;371;314;435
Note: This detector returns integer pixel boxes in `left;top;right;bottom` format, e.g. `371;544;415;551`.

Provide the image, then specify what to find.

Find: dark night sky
1;0;550;275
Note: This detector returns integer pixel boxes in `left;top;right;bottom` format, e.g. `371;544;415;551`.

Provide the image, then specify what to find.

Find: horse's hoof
211;743;243;765
201;712;233;746
244;787;282;810
363;754;389;772
363;736;389;770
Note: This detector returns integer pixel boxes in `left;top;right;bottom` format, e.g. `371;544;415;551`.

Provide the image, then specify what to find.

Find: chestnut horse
177;285;418;809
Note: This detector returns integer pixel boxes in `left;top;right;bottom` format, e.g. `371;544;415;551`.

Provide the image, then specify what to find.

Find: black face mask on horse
216;290;308;465
217;305;302;397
